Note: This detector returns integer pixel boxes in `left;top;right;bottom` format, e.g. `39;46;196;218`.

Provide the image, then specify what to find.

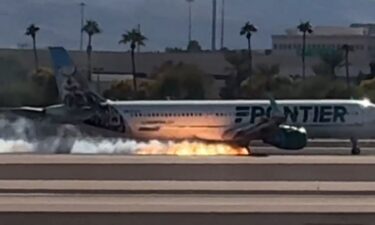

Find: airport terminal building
272;25;375;57
272;23;375;76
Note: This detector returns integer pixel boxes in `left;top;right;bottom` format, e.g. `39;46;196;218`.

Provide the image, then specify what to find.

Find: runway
1;193;375;213
2;180;375;194
0;154;375;181
0;180;375;225
1;150;375;224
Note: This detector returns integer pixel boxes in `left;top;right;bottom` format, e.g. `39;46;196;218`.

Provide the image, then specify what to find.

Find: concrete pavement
0;154;374;224
0;193;374;225
1;180;375;194
0;194;375;213
0;155;374;181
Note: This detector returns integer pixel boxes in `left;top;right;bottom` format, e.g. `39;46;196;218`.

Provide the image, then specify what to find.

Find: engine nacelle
263;125;307;150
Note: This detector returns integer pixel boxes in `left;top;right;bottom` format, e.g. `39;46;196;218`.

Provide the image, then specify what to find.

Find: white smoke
0;116;246;156
0;116;172;155
70;139;176;155
0;117;35;153
71;139;141;154
0;139;35;153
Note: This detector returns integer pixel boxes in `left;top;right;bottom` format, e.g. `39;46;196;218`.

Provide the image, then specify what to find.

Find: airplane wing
0;107;46;120
224;113;285;145
223;97;307;150
0;105;92;123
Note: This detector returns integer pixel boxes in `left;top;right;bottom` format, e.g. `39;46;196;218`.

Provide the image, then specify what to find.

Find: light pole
79;2;86;51
211;0;217;51
220;0;225;50
186;0;194;44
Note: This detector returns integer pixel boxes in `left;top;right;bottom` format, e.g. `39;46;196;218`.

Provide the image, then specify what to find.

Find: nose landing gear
351;137;361;155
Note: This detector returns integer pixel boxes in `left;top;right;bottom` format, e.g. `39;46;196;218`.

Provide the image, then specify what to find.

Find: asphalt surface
1;181;375;225
1;151;375;224
251;146;375;155
1;193;374;213
1;180;375;194
0;155;374;181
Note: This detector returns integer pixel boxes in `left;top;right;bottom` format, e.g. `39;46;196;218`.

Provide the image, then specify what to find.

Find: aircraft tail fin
49;47;103;108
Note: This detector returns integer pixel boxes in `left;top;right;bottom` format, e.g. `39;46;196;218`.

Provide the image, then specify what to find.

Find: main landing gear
351;137;361;155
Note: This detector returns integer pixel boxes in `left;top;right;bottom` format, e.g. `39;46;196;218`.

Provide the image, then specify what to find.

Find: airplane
3;46;375;155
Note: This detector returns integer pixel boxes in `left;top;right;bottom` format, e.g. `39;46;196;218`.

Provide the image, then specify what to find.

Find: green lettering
313;106;319;123
284;106;299;123
320;106;333;123
300;106;313;123
333;106;347;123
251;106;265;123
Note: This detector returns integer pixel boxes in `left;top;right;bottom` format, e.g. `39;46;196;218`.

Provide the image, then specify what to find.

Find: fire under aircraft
3;47;375;155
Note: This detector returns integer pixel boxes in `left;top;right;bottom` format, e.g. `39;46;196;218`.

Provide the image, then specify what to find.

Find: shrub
152;62;212;99
103;80;134;100
0;58;58;107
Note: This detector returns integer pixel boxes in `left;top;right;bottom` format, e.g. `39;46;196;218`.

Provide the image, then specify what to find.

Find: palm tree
25;24;40;71
240;22;257;77
119;29;147;92
297;21;313;79
82;20;101;81
342;44;354;91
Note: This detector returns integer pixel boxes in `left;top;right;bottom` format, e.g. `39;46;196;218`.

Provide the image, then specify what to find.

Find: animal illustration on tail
49;47;127;133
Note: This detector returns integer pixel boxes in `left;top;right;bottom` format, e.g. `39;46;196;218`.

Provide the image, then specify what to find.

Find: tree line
5;20;375;106
24;21;146;95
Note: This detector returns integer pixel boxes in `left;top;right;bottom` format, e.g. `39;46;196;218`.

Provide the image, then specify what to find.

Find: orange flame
136;141;249;156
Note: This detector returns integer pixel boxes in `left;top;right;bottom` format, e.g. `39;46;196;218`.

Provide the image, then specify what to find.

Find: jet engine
263;125;307;150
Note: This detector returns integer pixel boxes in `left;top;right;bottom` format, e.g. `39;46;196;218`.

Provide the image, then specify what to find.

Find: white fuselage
109;99;375;141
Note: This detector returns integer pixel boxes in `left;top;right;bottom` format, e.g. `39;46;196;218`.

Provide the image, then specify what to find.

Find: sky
2;0;375;51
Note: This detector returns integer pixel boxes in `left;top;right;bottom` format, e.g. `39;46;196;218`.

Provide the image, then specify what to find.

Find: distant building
350;23;375;35
272;25;375;58
271;24;375;76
